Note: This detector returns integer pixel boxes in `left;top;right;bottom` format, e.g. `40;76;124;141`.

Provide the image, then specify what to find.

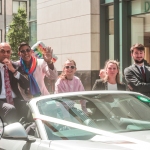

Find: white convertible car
1;91;150;150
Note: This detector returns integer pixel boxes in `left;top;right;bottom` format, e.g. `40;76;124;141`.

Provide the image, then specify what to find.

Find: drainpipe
4;0;6;42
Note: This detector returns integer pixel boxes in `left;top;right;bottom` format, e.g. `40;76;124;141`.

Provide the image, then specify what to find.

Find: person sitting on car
16;42;58;101
54;59;90;118
0;43;29;125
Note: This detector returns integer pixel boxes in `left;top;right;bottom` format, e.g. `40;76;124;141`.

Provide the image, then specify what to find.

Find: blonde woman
92;60;126;91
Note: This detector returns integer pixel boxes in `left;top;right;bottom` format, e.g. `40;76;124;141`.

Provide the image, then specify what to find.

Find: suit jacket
92;79;126;91
0;63;29;102
124;64;150;97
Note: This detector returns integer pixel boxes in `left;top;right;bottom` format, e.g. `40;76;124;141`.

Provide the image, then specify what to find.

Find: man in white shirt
0;43;29;124
124;43;150;97
17;42;57;100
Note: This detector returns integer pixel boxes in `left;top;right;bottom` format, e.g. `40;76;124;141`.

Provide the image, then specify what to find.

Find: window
108;5;114;60
29;0;36;20
36;93;150;140
131;13;150;64
0;0;2;15
0;29;2;42
29;0;37;46
29;21;37;46
13;1;27;14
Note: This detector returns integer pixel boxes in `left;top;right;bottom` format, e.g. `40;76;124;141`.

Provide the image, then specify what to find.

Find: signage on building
145;1;150;12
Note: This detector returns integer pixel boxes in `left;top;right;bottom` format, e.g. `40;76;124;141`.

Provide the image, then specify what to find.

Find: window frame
0;29;2;42
0;0;2;15
12;0;27;14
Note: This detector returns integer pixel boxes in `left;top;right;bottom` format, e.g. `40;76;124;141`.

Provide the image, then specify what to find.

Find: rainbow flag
31;41;58;63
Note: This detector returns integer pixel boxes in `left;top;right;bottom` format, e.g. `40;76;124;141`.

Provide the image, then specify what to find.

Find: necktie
3;66;14;105
140;66;146;82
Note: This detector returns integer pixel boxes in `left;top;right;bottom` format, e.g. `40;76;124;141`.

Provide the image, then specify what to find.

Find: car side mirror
2;122;28;140
2;122;36;142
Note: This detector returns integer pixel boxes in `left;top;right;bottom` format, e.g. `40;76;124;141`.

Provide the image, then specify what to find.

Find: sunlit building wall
37;0;100;90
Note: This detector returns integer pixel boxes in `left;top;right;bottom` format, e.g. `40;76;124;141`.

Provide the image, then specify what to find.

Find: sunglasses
20;49;31;54
0;50;11;54
65;66;76;69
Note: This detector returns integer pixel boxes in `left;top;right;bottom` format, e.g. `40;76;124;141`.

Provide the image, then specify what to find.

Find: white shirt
15;59;58;97
0;63;20;99
135;64;145;73
107;82;117;90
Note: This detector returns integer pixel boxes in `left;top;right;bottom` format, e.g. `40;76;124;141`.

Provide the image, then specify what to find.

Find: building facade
1;0;150;90
37;0;100;90
0;0;28;42
37;0;150;90
0;0;37;46
100;0;150;76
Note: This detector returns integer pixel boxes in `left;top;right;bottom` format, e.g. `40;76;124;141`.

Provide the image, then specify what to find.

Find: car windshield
37;93;150;140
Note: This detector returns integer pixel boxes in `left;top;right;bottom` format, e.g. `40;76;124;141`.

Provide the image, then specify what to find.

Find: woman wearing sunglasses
92;60;126;91
55;59;84;93
55;59;90;117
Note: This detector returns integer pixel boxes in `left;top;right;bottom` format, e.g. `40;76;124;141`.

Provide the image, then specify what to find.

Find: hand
43;46;53;63
82;106;92;116
128;84;133;90
2;58;16;73
84;110;92;116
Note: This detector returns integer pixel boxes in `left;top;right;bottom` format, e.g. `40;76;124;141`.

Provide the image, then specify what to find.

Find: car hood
50;139;147;150
49;130;150;150
35;114;150;150
120;130;150;143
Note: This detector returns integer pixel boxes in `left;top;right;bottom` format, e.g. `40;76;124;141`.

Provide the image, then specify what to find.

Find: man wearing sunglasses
0;42;29;124
17;42;58;100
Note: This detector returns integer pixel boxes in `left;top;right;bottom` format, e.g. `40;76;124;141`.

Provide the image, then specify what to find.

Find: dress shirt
135;63;145;73
0;63;20;99
107;83;117;90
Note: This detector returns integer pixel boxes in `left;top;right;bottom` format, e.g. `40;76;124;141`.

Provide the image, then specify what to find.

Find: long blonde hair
103;60;121;84
59;59;76;80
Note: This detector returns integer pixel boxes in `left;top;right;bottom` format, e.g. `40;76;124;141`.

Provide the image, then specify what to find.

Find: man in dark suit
0;42;29;124
124;43;150;97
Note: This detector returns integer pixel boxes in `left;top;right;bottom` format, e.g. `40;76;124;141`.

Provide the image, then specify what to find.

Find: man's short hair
130;43;145;53
18;42;31;51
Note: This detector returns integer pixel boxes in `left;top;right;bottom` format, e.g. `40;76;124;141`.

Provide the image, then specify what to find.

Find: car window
38;99;95;126
43;120;96;140
19;107;39;138
37;93;150;140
